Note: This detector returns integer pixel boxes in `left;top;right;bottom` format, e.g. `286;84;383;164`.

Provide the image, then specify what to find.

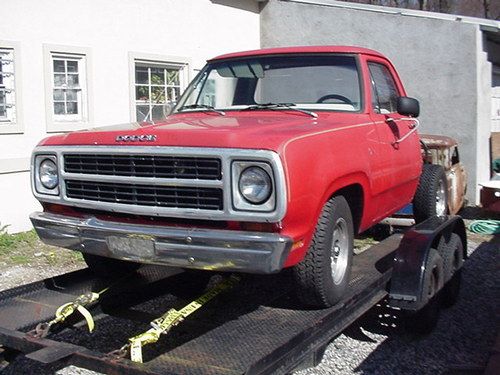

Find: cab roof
209;45;386;61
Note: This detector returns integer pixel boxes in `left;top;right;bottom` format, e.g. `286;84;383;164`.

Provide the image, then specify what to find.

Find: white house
1;0;498;233
0;0;261;232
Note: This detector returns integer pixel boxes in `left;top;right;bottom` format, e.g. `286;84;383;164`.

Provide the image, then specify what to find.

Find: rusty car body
420;134;467;214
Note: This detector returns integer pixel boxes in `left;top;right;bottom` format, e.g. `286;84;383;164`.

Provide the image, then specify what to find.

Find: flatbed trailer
0;216;466;375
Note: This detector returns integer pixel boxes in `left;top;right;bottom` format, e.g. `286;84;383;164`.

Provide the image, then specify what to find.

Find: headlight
34;154;59;195
238;166;272;204
39;159;59;189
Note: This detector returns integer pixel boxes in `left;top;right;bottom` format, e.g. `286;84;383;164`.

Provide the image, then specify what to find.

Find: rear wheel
441;233;464;307
83;253;141;278
293;195;353;308
413;164;448;223
404;248;444;334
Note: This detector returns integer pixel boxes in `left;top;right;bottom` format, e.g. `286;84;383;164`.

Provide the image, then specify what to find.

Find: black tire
293;195;354;308
441;233;464;307
413;164;448;223
83;253;141;278
404;248;444;334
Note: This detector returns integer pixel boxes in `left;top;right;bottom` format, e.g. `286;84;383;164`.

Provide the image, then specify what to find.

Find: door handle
391;118;420;146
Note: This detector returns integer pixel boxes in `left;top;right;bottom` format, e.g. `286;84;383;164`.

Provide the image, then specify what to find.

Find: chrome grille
64;154;221;180
65;180;223;210
32;146;286;222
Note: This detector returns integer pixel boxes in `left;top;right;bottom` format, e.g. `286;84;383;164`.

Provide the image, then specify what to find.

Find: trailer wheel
405;248;444;334
293;195;353;308
441;233;464;307
413;164;448;223
83;253;141;278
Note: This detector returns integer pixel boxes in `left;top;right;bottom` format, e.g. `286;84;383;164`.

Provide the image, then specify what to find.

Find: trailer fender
389;215;466;310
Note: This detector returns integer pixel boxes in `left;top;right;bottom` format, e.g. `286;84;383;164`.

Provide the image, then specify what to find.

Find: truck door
367;59;421;217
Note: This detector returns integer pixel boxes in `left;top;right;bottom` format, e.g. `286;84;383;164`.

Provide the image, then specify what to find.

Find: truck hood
38;111;355;152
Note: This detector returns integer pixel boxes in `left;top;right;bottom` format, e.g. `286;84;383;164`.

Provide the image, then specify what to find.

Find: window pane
135;67;149;84
167;87;180;102
151;86;166;103
0;105;5;118
67;60;78;73
136;105;150;121
54;102;65;115
67;74;79;87
167;70;179;85
151;67;165;85
54;74;66;86
136;86;149;101
368;63;399;113
152;105;165;121
53;89;64;101
66;102;78;114
66;89;78;101
53;60;65;73
0;90;4;105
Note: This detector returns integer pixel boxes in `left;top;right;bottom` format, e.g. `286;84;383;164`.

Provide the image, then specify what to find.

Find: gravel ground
0;233;498;375
0;264;83;291
296;236;499;375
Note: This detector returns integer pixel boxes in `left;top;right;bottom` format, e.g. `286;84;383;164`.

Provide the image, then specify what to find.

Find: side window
451;146;460;165
0;48;16;124
134;61;184;122
368;63;399;114
51;54;87;121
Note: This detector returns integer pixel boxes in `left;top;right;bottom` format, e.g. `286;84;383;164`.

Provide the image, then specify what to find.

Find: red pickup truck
30;46;444;307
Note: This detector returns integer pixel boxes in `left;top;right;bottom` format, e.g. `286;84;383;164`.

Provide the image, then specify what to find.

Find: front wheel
293;195;354;308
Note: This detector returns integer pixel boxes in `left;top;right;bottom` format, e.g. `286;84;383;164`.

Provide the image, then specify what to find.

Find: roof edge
282;0;499;30
209;45;385;61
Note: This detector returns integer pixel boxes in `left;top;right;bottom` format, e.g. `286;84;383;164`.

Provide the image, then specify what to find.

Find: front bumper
30;211;293;274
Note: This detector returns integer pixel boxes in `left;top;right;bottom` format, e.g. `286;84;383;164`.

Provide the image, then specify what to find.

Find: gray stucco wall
260;0;488;203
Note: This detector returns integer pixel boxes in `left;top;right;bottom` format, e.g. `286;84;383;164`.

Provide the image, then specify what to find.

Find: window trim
128;52;191;122
44;44;93;133
0;40;23;134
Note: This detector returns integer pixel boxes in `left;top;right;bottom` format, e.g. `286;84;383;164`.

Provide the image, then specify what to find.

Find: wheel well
333;184;364;234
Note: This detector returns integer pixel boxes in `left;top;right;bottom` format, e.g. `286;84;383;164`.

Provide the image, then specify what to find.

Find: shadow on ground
346;236;499;375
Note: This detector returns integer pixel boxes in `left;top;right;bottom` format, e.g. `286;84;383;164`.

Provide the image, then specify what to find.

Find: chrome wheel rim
435;180;446;216
330;218;349;285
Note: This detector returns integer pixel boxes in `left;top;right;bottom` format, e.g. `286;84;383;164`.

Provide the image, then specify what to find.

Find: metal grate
64;154;222;180
65;180;223;210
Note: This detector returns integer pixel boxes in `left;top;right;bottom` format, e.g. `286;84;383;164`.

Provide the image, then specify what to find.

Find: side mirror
397;97;419;117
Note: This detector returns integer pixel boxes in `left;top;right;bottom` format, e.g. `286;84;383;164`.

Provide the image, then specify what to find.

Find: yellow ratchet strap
32;287;108;338
124;275;240;363
53;291;101;331
32;271;138;338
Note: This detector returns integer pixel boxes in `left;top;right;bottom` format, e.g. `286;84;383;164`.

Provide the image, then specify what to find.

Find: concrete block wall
260;0;493;203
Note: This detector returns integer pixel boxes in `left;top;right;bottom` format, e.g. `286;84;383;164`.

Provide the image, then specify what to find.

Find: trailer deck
0;233;402;375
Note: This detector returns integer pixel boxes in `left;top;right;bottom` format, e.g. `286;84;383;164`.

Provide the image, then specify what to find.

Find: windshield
174;55;362;113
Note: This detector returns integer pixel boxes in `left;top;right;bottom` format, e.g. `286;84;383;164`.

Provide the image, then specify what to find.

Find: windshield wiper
178;104;226;116
242;103;317;118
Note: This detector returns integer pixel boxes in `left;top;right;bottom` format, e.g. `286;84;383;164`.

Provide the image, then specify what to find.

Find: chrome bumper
30;212;293;274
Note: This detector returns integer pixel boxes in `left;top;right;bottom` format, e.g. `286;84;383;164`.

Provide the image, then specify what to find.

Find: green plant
0;229;39;254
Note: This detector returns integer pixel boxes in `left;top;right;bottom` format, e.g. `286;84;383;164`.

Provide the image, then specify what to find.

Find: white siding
0;0;260;232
